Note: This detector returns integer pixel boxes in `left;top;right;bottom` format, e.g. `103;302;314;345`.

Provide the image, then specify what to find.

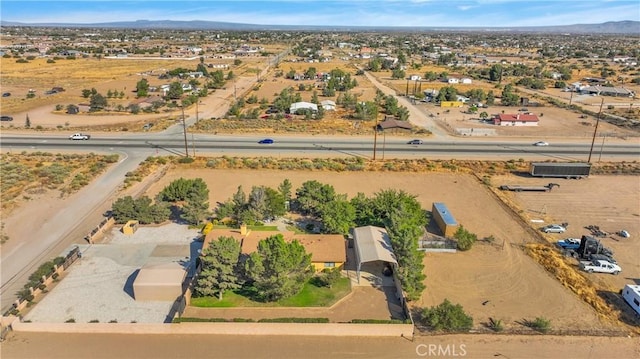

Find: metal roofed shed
353;226;398;283
432;202;459;237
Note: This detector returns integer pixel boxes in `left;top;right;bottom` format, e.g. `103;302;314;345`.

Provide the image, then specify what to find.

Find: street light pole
587;98;604;163
181;105;189;158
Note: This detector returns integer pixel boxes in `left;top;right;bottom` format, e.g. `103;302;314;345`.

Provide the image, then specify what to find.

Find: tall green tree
89;93;107;111
278;179;292;202
321;199;355;235
136;78;149;97
194;236;242;300
295;180;338;217
244;234;313;302
166;81;183;99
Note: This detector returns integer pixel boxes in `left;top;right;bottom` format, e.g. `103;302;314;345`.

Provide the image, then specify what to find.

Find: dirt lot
492;174;640;298
143;168;638;332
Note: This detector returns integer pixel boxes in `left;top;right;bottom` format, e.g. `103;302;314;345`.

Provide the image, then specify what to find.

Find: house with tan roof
204;228;346;272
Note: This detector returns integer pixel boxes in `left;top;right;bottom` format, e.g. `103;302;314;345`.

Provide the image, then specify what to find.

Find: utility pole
195;100;199;124
587;98;604;163
181;105;189;158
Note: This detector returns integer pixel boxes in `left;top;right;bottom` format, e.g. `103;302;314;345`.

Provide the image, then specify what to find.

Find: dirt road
1;331;637;359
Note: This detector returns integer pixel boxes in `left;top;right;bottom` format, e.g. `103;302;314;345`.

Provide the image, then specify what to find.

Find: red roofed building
493;113;539;126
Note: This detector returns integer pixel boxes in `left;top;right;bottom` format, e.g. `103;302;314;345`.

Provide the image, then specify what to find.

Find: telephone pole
181;105;189;158
587;98;604;163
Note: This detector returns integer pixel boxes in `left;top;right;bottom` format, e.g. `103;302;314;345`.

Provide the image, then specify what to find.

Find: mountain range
1;20;638;34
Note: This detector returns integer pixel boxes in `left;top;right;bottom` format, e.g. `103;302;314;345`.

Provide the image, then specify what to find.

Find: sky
1;0;639;28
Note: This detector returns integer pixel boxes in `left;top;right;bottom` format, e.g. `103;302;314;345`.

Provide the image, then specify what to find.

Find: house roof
203;229;346;263
496;113;539;122
377;118;413;130
290;102;318;112
353;226;397;265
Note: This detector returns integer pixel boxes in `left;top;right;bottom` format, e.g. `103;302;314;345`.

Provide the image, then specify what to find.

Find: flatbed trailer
499;183;559;192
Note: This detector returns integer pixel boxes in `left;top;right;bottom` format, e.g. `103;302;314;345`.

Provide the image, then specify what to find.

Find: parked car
69;133;91;140
556;238;581;249
579;259;621;275
407;139;423;145
542;224;566;233
0;115;14;121
533;141;549;146
258;138;274;144
618;230;630;238
2;92;11;97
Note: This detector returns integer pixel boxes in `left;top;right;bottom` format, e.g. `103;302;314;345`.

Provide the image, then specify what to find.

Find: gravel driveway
23;223;201;324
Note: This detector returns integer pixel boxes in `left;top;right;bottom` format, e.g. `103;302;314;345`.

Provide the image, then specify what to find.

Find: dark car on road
1;116;13;121
258;138;274;144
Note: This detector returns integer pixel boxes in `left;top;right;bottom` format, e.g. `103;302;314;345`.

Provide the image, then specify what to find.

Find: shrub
421;299;473;332
454;225;477;251
526;317;551;333
65;318;76;323
178;156;195;164
488;317;503;332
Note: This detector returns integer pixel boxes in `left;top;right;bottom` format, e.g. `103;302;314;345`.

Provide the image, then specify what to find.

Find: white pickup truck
579;260;621;275
69;133;90;140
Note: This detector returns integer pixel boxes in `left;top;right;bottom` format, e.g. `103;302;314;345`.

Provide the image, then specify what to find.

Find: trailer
530;162;591;179
622;284;640;316
499;183;559;192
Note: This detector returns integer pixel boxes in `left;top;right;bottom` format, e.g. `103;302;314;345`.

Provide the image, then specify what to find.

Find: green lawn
190;277;351;308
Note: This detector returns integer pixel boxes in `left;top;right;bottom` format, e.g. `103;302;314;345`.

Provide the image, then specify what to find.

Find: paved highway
2;133;639;161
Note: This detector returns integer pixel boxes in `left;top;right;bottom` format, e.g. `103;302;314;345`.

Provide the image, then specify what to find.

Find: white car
69;133;90;140
579;260;621;275
542;224;566;233
533;141;549;146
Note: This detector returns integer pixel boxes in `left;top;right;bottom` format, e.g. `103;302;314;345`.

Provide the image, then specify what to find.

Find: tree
157;178;210;225
25;114;31;128
422;299;473;332
111;195;169;224
384;95;399;115
454;225;477;251
194;236;242;300
489;64;503;83
166;81;183;99
136;78;149;97
396;106;410;121
295;180;338;217
244;234;313;302
391;68;405;80
89;93;107;111
278;179;292;203
479;112;489;121
321;199;355;235
264;187;286;219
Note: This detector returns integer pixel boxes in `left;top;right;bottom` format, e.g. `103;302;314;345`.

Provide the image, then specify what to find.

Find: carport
352;226;398;284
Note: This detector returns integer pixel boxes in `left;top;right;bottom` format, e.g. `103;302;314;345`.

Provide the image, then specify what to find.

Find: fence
85;217;115;243
6;246;82;316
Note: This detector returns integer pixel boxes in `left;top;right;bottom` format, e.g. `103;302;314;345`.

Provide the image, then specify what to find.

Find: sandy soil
2;331;638;359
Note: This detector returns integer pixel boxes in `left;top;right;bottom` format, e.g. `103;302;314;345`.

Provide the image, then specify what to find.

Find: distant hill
1;19;638;34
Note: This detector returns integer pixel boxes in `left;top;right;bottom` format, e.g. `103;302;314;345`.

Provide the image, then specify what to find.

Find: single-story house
204;229;346;273
376;117;413;132
290;101;318;114
580;86;634;97
493;113;539;126
320;100;336;111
